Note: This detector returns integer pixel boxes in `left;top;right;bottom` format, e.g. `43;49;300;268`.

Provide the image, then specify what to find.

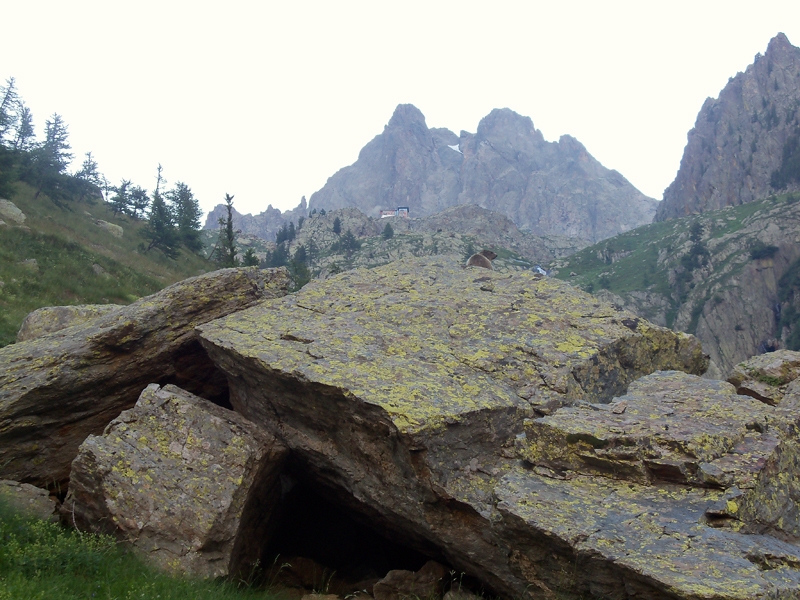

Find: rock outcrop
0;199;26;225
0;267;290;489
16;304;123;342
66;384;287;578
307;105;656;243
196;256;712;597
0;479;58;521
657;33;800;220
727;349;800;405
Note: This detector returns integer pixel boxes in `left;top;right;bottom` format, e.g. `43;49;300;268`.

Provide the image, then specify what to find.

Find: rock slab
65;384;287;579
16;304;123;342
0;267;290;489
197;257;709;598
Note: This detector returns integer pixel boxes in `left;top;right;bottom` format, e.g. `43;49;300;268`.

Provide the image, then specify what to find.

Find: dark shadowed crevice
158;339;232;409
262;474;430;587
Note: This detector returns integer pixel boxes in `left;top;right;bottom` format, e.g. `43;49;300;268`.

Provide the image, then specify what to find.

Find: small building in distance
380;207;410;219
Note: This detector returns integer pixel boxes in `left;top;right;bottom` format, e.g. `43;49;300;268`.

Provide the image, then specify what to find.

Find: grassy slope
0;182;212;347
0;500;279;600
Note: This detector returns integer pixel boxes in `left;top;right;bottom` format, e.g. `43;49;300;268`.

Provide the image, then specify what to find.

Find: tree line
0;77;206;260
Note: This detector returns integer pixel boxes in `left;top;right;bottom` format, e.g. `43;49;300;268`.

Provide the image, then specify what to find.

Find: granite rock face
16;304;123;342
0;267;290;489
307;105;656;243
197;257;712;598
65;384;287;578
657;33;800;220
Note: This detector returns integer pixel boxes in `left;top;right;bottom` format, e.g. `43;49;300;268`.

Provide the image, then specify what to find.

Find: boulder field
5;257;800;598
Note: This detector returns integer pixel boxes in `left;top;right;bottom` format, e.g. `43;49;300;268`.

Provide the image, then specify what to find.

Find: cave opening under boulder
258;468;439;596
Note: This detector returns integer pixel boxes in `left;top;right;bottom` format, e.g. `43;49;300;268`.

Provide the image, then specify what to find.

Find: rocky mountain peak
656;33;800;221
308;104;656;242
387;103;427;129
767;31;794;57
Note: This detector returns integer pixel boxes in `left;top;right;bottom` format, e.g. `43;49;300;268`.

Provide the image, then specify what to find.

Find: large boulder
0;267;290;489
197;256;710;598
505;371;800;598
65;384;287;578
16;304;123;342
727;349;800;405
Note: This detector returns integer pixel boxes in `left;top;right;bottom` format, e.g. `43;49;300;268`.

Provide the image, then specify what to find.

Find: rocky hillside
304;104;656;243
224;205;589;279
657;33;800;220
553;191;800;377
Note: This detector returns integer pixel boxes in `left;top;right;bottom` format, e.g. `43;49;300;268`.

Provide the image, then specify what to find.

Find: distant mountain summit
308;105;656;243
656;33;800;221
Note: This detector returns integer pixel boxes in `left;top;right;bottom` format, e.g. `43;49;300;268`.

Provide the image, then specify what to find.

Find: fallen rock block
65;384;287;579
727;349;800;405
16;304;123;342
0;479;58;521
0;267;290;489
197;257;710;598
522;371;800;540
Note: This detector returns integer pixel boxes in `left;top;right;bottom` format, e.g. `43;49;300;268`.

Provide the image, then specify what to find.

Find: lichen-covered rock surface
0;267;290;489
727;349;800;405
507;370;800;597
65;384;287;579
197;257;722;598
16;304;123;342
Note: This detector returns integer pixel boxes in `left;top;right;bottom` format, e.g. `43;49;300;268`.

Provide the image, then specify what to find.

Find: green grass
0;182;212;347
0;500;281;600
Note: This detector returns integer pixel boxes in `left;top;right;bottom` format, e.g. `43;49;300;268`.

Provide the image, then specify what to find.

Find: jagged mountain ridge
307;105;657;243
657;33;800;221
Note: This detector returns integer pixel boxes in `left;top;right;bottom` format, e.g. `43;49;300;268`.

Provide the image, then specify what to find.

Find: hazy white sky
4;1;800;218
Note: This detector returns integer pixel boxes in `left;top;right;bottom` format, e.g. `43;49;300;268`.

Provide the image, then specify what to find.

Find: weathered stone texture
0;479;58;521
727;349;800;405
16;304;123;342
0;267;290;489
197;257;711;598
65;384;287;578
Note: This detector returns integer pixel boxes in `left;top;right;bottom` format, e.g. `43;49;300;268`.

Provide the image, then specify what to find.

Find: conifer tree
214;193;238;267
167;181;203;253
141;165;179;257
12;103;34;151
333;216;341;234
109;179;132;215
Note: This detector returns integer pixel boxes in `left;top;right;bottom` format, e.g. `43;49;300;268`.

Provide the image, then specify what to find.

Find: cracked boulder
197;256;710;598
65;384;287;578
0;267;290;489
509;370;800;598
